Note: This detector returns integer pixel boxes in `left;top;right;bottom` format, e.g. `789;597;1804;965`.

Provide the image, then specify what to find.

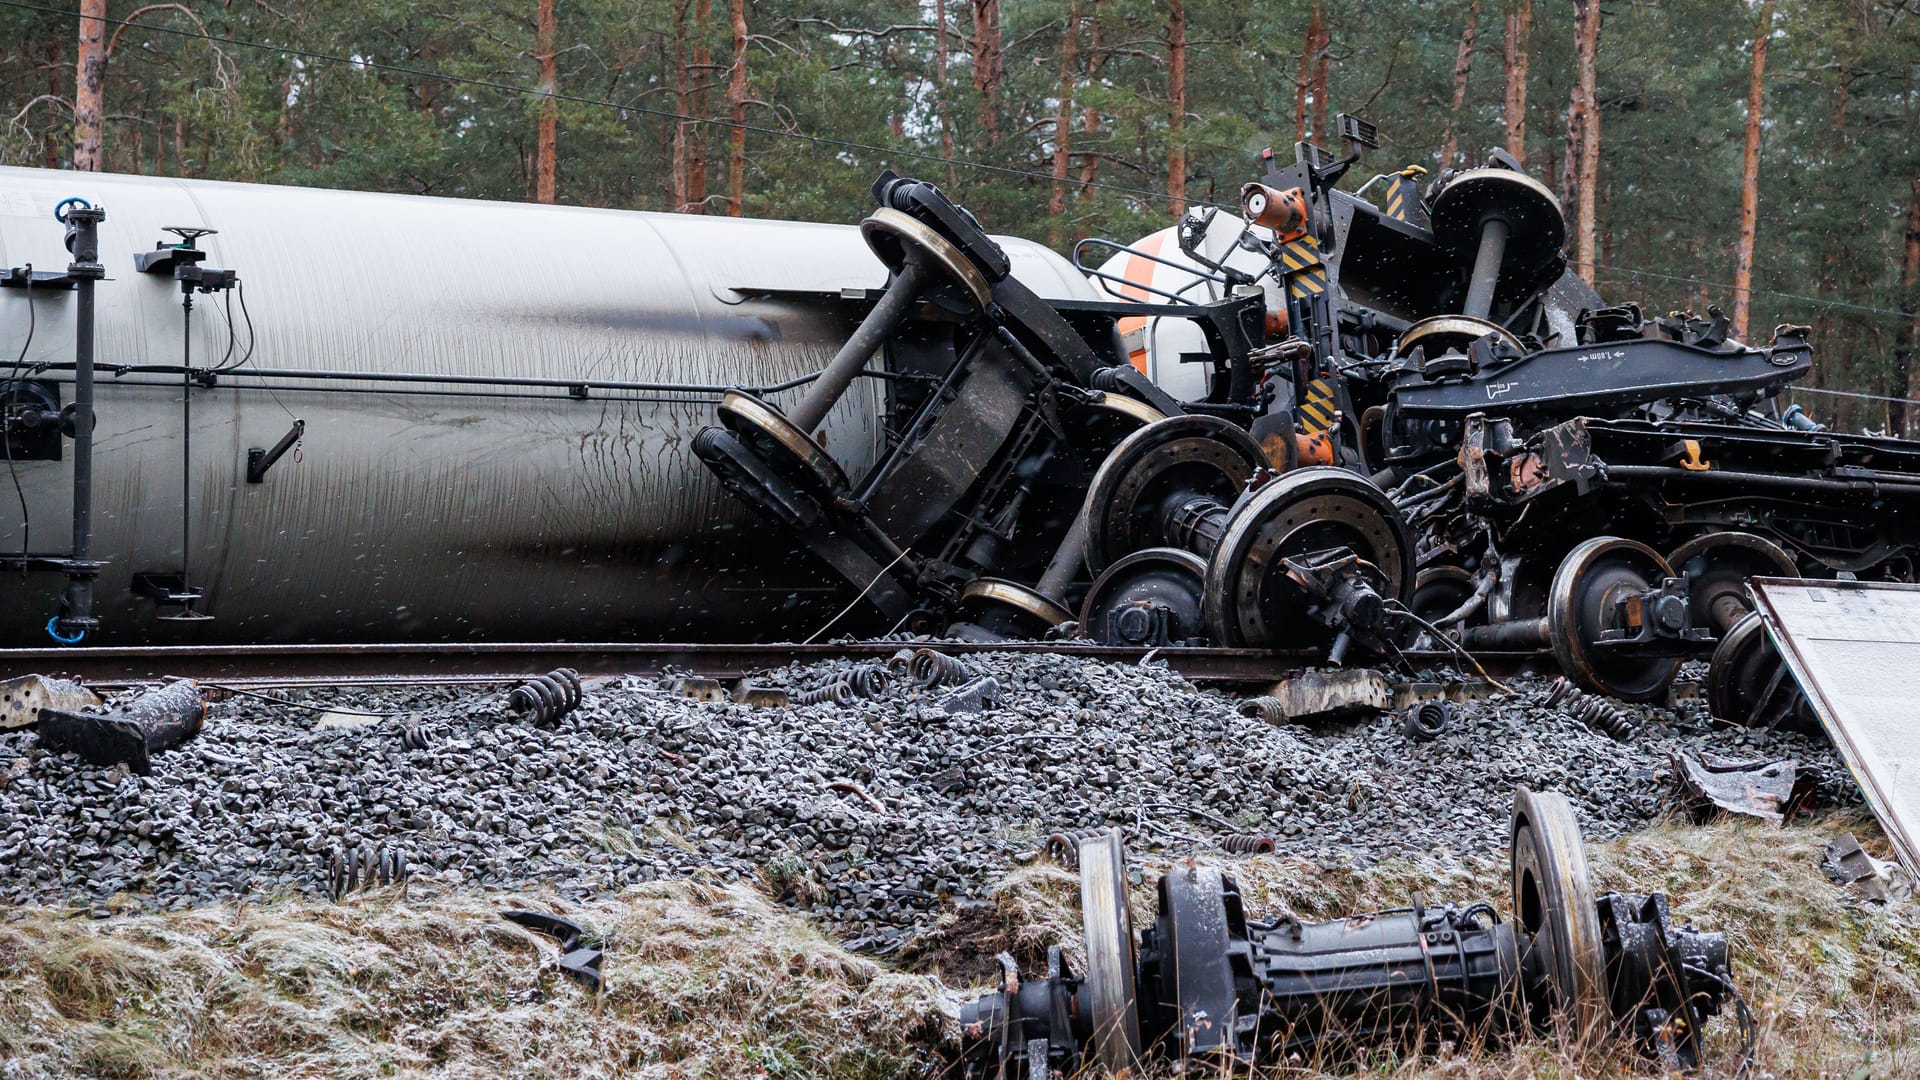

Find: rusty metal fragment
1669;750;1810;825
1749;578;1920;876
35;679;206;774
0;673;103;730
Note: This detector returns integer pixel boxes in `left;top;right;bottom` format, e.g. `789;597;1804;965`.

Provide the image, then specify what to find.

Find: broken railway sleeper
958;787;1746;1077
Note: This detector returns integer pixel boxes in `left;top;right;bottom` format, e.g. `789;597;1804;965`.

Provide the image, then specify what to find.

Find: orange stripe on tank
1116;232;1168;373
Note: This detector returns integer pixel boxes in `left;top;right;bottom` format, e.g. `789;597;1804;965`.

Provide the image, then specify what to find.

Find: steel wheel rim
1078;547;1208;646
1078;829;1142;1075
1510;786;1607;1041
1081;415;1265;574
1666;531;1799;636
1547;536;1681;702
859;207;992;310
717;390;851;496
1201;467;1413;649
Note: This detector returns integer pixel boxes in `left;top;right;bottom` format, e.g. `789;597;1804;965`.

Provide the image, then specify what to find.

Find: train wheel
1202;467;1414;649
1546;537;1682;702
859;207;993;310
716;389;852;497
1079;548;1208;646
1077;830;1143;1075
1510;787;1607;1041
1708;611;1817;733
1409;565;1477;625
1082;415;1266;574
1666;531;1799;637
957;577;1074;639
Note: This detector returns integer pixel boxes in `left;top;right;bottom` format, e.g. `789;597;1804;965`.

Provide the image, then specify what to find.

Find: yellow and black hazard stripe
1381;174;1426;226
1296;376;1338;433
1277;234;1330;300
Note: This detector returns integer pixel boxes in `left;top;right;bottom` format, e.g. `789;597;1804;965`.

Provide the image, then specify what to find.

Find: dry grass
1;813;1914;1079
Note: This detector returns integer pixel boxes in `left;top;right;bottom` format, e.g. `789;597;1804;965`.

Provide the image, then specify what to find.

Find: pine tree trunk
935;0;956;186
1295;2;1321;143
972;0;1003;140
1893;175;1920;436
1048;2;1081;248
1310;16;1330;141
1167;0;1186;217
1440;3;1480;167
1078;0;1105;198
1569;0;1600;273
727;0;747;216
73;0;106;171
1503;0;1530;163
43;36;62;169
686;0;712;212
1733;0;1773;342
672;2;691;210
536;0;557;204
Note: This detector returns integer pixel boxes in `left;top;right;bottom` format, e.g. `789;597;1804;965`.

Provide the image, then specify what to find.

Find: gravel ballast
0;653;1852;944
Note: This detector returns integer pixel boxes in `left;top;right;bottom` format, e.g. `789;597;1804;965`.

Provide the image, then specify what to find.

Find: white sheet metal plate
1749;577;1920;876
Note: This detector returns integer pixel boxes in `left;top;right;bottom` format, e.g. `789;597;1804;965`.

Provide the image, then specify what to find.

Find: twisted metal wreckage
694;116;1904;716
7;114;1897;1072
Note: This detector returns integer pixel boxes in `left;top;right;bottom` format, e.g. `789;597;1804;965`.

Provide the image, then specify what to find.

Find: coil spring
1544;677;1636;740
1039;828;1110;869
1403;700;1452;742
910;648;974;689
1238;697;1287;724
846;663;892;699
1219;834;1276;855
326;844;409;900
509;667;583;726
399;724;431;751
794;680;855;707
886;648;916;677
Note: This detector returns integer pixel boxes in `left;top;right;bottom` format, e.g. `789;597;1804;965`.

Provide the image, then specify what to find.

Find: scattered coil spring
886;648;916;677
1040;828;1111;869
509;667;583;726
1238;697;1287;724
1403;700;1452;742
1219;834;1277;855
1543;677;1636;740
910;648;974;689
794;680;855;707
327;844;409;900
399;724;431;751
846;663;892;699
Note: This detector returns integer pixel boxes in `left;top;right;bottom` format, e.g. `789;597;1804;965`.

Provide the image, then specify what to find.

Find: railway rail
0;640;1541;689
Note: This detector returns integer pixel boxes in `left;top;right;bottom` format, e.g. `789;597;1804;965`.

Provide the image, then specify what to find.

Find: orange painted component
1115;232;1168;373
1264;306;1289;338
1295;429;1336;466
1241;182;1310;242
1680;439;1712;471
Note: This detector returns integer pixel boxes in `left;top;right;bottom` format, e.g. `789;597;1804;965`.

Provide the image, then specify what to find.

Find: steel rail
0;640;1544;688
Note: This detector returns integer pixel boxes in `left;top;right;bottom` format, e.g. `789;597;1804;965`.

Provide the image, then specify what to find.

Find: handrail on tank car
4;360;918;402
1071;236;1226;307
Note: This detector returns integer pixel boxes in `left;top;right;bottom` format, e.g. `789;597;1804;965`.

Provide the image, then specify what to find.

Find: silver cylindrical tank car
0;167;1098;645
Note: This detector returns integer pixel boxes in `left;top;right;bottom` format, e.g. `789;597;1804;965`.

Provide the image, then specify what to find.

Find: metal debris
36;680;205;774
0;674;102;731
326;844;409;900
938;675;1003;715
1749;578;1920;877
1670;750;1810;825
1402;699;1451;741
1258;668;1394;721
507;667;583;725
501;909;604;994
1821;833;1912;904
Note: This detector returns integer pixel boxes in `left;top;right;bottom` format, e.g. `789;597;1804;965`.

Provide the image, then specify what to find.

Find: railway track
0;640;1544;688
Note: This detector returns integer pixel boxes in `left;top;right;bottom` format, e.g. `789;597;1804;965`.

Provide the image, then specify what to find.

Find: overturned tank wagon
0;166;1102;645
